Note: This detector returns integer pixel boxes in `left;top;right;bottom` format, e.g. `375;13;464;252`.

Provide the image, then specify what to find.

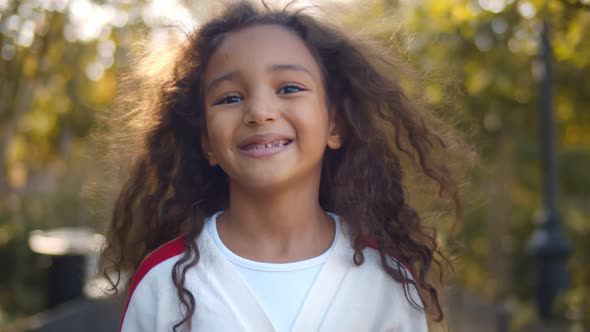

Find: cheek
205;113;231;149
293;113;331;149
300;102;330;133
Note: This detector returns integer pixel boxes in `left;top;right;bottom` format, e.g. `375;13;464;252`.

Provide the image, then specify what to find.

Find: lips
238;134;293;158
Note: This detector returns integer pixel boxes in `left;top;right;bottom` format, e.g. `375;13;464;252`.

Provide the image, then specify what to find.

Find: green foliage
0;0;146;325
340;0;590;329
393;0;590;329
0;0;589;329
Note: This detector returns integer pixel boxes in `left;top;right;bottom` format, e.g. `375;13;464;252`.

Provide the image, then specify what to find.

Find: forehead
204;24;322;81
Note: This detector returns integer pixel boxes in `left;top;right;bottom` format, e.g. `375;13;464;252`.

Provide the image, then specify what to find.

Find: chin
245;175;291;190
228;171;297;194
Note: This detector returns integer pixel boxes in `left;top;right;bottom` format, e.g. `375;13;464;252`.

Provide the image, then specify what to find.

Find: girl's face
202;24;342;192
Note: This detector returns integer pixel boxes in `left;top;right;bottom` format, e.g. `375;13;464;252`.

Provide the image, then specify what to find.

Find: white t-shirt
206;211;340;332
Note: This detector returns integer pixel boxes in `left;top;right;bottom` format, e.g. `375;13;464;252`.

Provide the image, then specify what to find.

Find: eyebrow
207;70;240;93
269;64;313;77
206;64;314;93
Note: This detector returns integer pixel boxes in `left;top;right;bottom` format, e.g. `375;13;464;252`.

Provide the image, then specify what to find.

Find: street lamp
526;20;571;320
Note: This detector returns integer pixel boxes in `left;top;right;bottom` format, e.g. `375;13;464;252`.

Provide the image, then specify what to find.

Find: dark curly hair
99;1;472;330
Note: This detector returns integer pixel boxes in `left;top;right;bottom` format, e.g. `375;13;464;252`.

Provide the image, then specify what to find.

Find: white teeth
246;139;289;150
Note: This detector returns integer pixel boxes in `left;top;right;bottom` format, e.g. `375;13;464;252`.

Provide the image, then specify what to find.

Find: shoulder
361;238;424;304
329;233;427;330
119;235;187;330
358;244;415;290
358;245;428;329
129;234;187;295
361;241;417;296
364;239;413;273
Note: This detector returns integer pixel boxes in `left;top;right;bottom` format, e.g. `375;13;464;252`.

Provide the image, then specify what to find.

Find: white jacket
119;223;427;332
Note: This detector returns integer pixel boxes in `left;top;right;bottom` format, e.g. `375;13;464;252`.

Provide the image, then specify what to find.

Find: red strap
119;234;187;331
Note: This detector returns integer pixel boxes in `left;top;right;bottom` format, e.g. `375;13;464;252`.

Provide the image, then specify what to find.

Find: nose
243;90;278;126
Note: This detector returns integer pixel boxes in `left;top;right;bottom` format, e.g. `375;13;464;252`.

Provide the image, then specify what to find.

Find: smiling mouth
238;138;293;158
241;139;292;151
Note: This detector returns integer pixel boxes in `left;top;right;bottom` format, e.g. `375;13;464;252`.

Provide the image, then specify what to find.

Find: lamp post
526;20;571;320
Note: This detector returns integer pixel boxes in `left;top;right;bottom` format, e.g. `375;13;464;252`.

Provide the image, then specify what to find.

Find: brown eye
214;95;242;105
277;84;305;95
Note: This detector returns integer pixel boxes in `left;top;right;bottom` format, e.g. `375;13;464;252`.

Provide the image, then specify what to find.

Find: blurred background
0;0;588;331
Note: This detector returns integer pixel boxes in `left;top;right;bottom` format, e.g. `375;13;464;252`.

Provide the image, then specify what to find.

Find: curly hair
99;1;471;330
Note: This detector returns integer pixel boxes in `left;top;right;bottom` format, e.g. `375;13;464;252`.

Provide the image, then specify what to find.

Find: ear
200;134;218;166
326;107;343;150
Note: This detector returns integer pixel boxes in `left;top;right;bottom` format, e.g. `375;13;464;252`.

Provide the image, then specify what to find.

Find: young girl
100;1;468;331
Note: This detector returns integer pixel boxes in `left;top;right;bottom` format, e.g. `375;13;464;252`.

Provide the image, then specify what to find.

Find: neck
217;177;335;262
